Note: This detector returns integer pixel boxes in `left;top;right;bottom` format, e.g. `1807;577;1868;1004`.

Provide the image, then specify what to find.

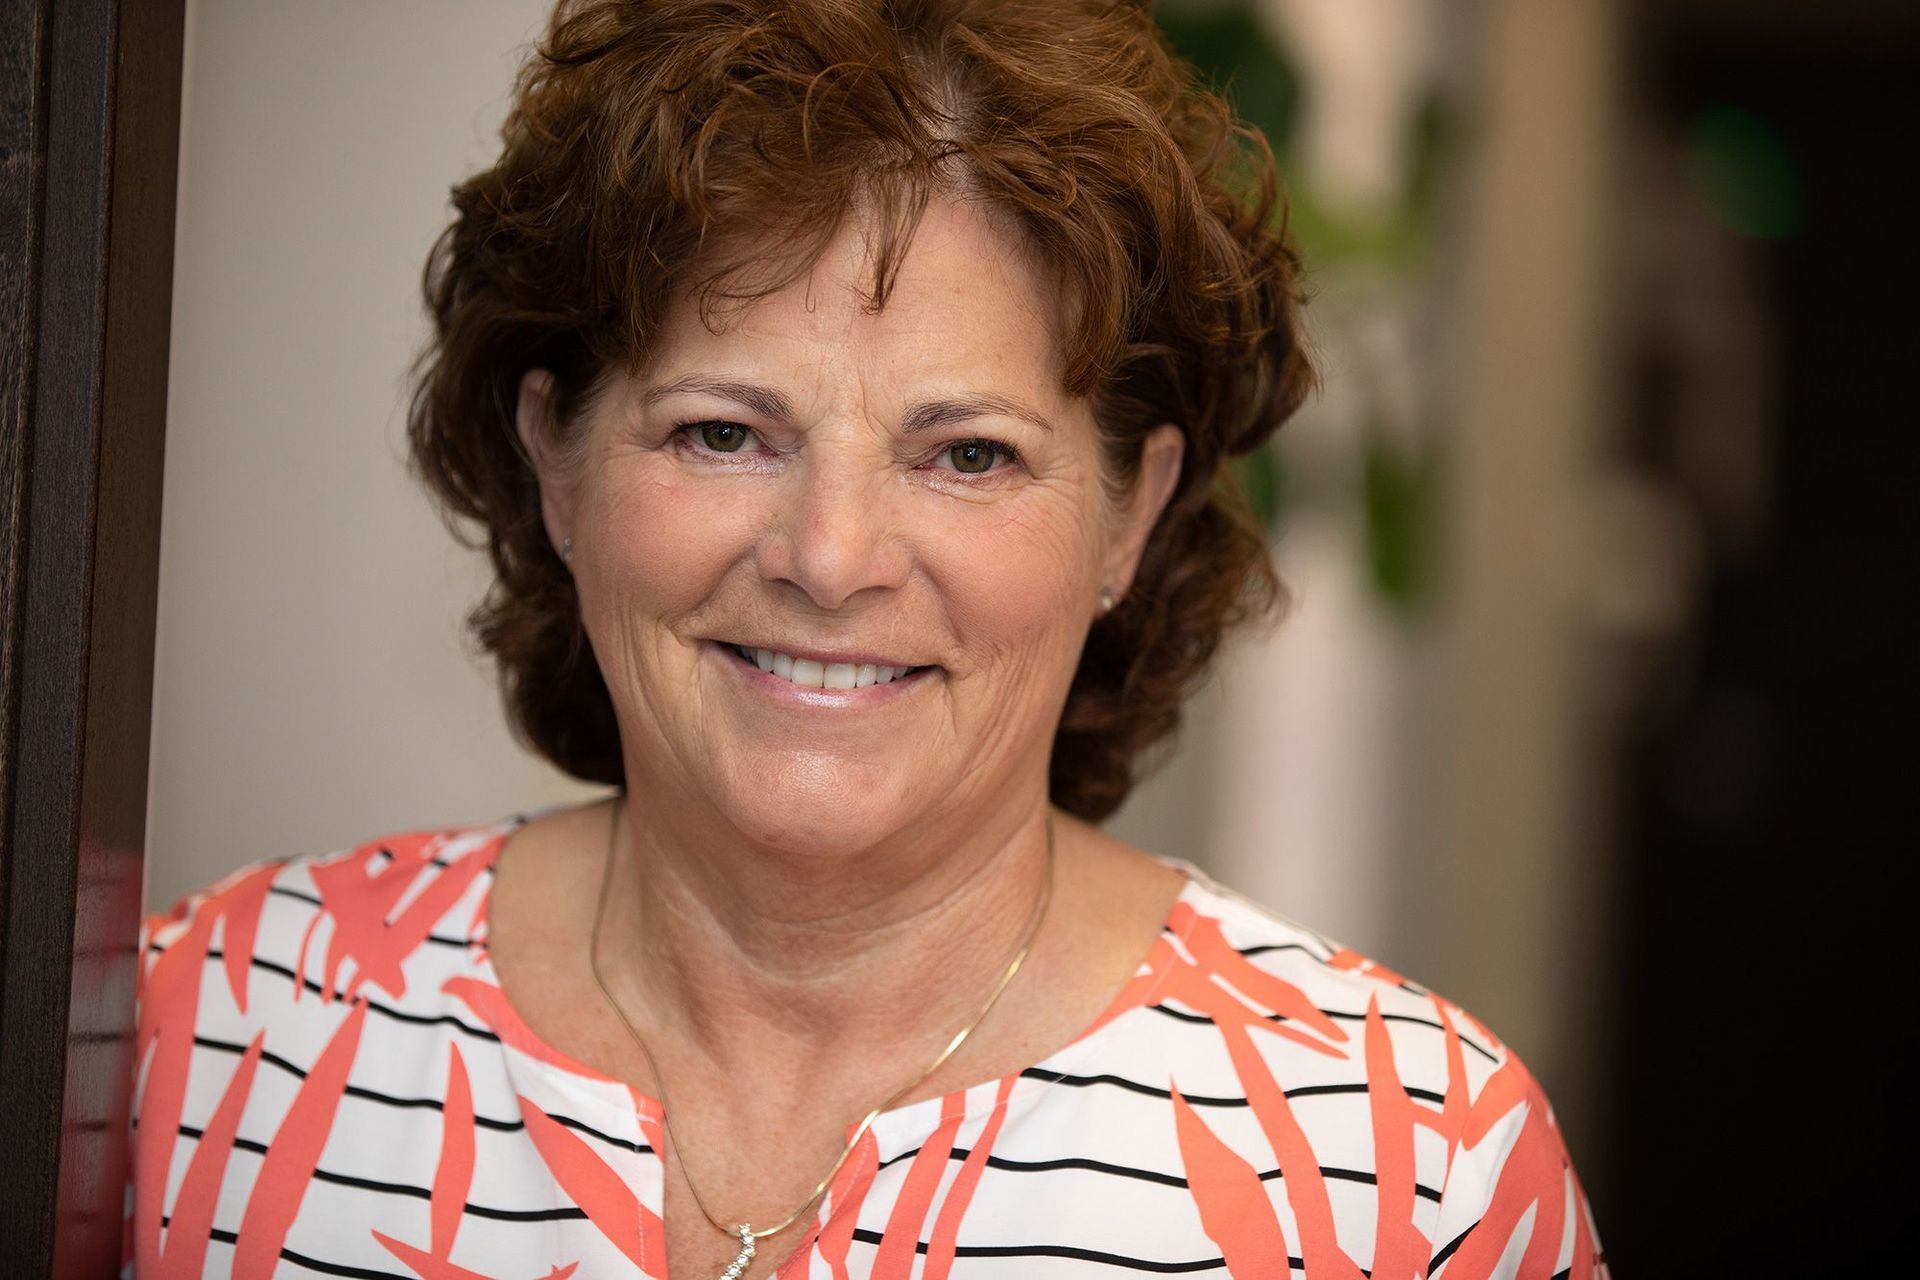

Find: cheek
578;463;756;640
929;497;1101;672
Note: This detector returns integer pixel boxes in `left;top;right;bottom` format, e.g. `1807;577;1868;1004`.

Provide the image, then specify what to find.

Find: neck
597;786;1057;1075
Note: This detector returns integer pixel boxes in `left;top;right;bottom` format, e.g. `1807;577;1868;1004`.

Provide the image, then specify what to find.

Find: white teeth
735;644;917;690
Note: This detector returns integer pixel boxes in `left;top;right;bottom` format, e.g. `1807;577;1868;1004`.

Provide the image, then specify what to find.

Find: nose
757;450;911;610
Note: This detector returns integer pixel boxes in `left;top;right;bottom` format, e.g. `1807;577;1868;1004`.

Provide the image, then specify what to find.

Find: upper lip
717;639;931;670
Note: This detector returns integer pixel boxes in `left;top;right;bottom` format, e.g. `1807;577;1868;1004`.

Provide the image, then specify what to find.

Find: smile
724;643;931;690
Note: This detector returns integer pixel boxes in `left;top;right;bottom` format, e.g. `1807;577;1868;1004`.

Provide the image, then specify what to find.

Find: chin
711;753;920;856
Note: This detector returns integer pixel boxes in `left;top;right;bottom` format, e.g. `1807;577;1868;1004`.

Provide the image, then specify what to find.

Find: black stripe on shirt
1017;1067;1249;1106
878;1142;1442;1202
1236;942;1327;961
847;1228;1235;1272
162;1153;589;1223
1431;1229;1602;1277
195;947;500;1042
264;885;474;948
1018;1066;1447;1108
181;1034;651;1153
1429;1223;1474;1273
1147;1001;1500;1065
167;1226;410;1280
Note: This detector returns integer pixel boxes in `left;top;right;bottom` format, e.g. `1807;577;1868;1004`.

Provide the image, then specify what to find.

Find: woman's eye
942;440;1007;475
694;421;752;453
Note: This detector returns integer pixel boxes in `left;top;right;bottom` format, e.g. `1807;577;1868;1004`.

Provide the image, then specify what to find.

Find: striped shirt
127;820;1606;1278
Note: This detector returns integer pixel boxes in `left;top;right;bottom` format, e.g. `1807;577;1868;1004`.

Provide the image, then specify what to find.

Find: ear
514;368;576;562
1101;424;1185;606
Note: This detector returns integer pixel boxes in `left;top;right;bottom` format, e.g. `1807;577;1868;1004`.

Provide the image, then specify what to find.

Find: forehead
641;195;1073;406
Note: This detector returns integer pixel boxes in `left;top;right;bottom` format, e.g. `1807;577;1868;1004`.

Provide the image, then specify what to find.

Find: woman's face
522;195;1181;855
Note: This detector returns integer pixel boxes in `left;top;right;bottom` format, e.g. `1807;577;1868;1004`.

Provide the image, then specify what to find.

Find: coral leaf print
133;906;216;1274
133;859;285;1268
1178;905;1350;1048
372;1043;511;1278
1364;997;1436;1280
443;975;620;1081
924;1077;1019;1280
521;1096;666;1275
233;998;370;1276
1156;905;1348;1059
1439;1058;1588;1279
872;1091;969;1279
374;1234;582;1280
1172;1086;1292;1276
432;1043;476;1256
306;839;429;1000
813;1128;881;1280
1431;998;1473;1154
1143;903;1368;1275
308;832;494;1002
1212;1005;1367;1279
154;1031;265;1279
218;862;281;1013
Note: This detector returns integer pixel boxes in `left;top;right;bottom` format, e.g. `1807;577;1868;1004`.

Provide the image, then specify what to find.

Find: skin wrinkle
641;373;1056;440
612;801;1048;1051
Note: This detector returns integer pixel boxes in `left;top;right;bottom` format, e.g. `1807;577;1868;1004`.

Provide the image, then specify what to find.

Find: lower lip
709;642;935;706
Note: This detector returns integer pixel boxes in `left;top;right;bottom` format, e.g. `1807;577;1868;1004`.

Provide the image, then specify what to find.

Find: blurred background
147;0;1915;1270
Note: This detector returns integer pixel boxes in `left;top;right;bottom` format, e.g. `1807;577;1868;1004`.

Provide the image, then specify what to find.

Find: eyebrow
640;374;1053;435
641;375;794;422
901;392;1054;436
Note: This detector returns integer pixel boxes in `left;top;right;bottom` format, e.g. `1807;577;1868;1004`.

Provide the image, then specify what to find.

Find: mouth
718;642;935;691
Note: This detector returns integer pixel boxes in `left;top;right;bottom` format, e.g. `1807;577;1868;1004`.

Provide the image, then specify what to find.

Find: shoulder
1124;865;1606;1276
1159;864;1513;1080
136;820;517;1055
141;820;515;963
126;820;533;1272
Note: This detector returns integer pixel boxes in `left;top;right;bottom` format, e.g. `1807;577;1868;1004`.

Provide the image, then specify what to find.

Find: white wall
146;0;595;912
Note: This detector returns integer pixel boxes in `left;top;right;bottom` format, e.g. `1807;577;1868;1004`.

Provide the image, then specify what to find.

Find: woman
130;1;1605;1276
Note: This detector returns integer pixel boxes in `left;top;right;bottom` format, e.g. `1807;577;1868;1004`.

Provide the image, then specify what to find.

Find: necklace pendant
715;1224;756;1280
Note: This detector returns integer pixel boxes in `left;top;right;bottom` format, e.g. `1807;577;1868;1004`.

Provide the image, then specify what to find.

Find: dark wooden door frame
1;0;185;1273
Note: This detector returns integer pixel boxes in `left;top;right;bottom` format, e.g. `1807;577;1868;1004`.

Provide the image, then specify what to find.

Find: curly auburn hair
408;0;1314;821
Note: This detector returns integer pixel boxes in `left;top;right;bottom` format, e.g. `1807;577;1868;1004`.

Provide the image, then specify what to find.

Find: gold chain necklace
587;799;1055;1280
